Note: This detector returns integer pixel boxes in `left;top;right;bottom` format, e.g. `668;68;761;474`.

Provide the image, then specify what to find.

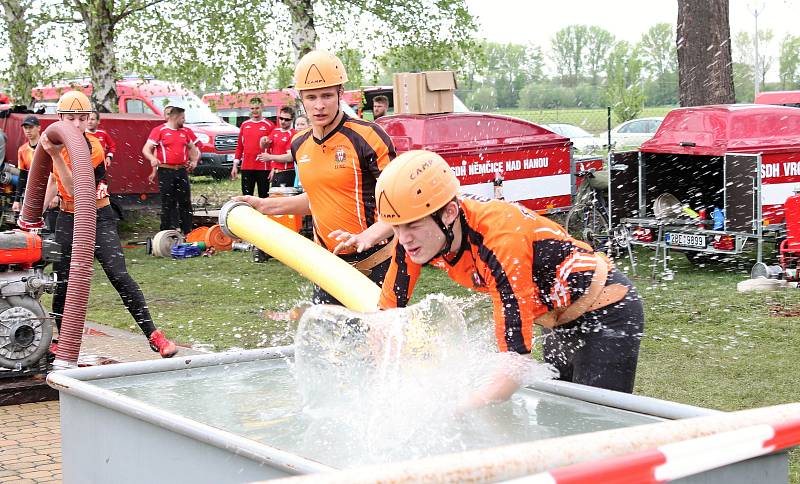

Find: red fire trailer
376;113;602;213
2;112;164;211
611;104;800;264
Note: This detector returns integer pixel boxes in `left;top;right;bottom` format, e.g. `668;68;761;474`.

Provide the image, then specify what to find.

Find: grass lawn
496;106;676;134
62;178;800;480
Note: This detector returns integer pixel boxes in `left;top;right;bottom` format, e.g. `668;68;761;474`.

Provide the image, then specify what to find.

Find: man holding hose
235;50;396;305
375;150;644;410
38;90;178;358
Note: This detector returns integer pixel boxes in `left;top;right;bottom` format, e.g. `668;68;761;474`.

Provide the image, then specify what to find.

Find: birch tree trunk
0;0;34;106
72;0;118;112
282;0;317;62
676;0;735;106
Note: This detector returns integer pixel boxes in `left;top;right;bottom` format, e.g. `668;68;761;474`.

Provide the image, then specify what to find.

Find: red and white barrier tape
514;419;800;484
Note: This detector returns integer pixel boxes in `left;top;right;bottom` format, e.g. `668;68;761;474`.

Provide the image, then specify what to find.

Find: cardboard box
393;71;457;115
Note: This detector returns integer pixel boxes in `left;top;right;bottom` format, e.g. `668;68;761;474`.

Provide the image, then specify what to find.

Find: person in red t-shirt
142;100;201;234
259;105;296;189
231;97;274;197
87;111;116;168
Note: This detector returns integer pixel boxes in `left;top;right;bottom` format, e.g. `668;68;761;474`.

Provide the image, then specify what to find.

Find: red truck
32;76;239;179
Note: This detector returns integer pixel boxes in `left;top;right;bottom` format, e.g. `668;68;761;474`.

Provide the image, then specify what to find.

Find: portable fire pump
0;229;59;374
0;161;21;228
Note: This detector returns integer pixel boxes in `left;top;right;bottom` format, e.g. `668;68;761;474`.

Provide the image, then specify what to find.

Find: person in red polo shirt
142;100;201;234
258;105;296;189
231;97;274;197
87;110;116;168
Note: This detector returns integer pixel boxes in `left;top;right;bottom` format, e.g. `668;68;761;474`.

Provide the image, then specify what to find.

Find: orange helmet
57;90;92;113
376;150;459;225
294;50;348;91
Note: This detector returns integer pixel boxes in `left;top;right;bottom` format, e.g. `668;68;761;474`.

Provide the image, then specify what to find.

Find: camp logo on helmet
378;192;401;220
304;65;326;85
63;99;85;111
409;159;434;180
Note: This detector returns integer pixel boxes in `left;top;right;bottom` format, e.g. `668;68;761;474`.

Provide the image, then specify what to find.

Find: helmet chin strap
421;211;457;265
320;89;343;135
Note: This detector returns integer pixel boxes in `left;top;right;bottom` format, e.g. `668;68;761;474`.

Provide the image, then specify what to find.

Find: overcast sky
465;0;799;81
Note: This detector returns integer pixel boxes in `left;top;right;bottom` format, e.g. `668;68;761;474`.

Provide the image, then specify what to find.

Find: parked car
600;117;664;149
543;123;604;153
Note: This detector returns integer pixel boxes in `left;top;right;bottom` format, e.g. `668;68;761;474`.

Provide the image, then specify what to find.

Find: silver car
544;123;604;153
600;117;664;149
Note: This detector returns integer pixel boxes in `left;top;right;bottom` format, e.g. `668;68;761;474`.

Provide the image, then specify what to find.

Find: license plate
666;232;706;248
226;154;235;161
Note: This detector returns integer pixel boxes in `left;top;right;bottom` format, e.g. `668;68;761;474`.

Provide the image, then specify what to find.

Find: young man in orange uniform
231;97;274;197
376;150;644;409
235;50;396;304
13;115;59;231
40;91;177;357
87;111;116;168
13;116;40;213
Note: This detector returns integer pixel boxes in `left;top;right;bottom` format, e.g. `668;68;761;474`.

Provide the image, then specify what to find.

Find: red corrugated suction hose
19;121;97;368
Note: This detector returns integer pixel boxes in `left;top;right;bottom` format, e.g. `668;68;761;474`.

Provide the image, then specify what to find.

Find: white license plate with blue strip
666;232;706;248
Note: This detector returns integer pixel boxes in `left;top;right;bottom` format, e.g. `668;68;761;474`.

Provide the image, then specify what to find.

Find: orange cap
294;50;348;91
376;150;459;225
57;90;92;113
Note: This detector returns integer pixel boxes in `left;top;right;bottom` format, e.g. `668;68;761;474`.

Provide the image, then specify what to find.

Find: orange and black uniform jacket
52;134;106;203
379;196;601;354
15;143;34;203
291;114;395;254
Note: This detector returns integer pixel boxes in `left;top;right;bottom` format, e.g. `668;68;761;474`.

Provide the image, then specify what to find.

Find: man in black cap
13;116;40;212
14;115;58;230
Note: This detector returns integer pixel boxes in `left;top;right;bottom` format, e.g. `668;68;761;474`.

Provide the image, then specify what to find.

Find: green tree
479;41;543;108
337;48;365;90
0;0;36;106
467;85;496;111
584;26;615;86
124;0;477;93
376;39;484;90
60;0;170;112
551;25;588;87
0;0;66;106
518;82;574;110
605;41;644;122
778;34;800;90
638;23;678;106
732;62;755;103
733;29;774;90
638;23;677;80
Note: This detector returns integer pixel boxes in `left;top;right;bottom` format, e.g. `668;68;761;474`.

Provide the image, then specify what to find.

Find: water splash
293;294;557;463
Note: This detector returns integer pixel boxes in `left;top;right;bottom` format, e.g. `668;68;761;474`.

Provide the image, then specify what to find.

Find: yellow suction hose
219;201;381;312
